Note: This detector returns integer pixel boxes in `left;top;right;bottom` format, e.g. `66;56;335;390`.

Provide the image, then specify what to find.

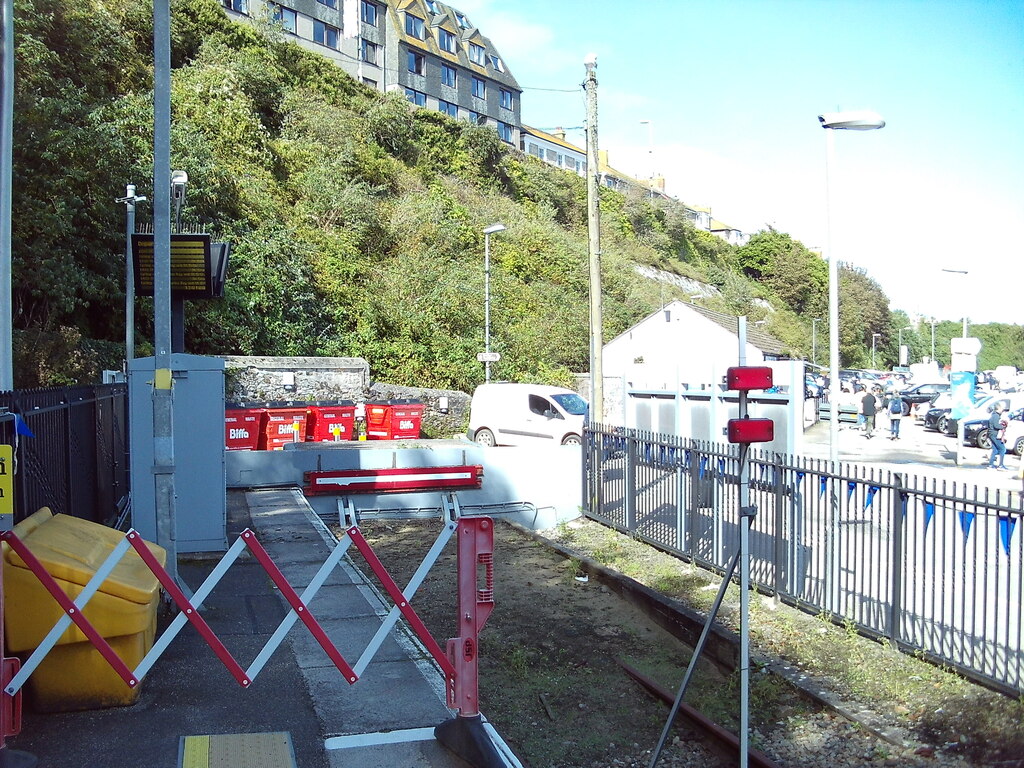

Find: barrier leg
435;517;504;767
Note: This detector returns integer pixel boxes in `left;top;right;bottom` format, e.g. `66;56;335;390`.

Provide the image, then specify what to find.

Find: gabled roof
387;0;520;90
686;303;786;356
607;300;787;358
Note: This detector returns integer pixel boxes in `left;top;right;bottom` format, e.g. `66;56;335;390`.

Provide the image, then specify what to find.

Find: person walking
987;402;1009;469
887;392;903;440
861;387;878;439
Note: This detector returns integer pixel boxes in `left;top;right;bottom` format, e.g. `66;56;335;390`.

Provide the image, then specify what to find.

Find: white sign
477;352;500;362
950;337;982;355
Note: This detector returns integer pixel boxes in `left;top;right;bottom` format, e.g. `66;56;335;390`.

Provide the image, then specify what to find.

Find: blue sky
456;0;1024;326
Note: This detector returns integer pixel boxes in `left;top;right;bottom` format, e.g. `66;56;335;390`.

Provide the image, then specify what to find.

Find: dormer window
425;0;439;12
488;54;505;72
405;12;425;39
469;43;485;65
439;28;457;53
455;12;469;28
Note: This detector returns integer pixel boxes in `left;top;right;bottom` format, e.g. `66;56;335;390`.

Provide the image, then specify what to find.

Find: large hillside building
220;0;521;145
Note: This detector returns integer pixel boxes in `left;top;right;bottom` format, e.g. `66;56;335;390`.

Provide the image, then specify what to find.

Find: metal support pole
152;0;180;590
583;54;603;421
0;0;13;392
117;185;146;364
736;317;753;768
484;232;491;383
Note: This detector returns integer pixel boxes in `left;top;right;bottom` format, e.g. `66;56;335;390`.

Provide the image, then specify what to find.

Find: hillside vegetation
9;0;1022;389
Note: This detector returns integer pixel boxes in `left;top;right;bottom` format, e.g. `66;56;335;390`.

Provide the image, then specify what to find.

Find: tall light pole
482;223;505;383
897;325;912;366
819;110;885;468
584;53;603;420
116;185;148;363
811;317;821;366
639;118;654;193
0;0;13;391
941;268;969;338
930;317;937;361
871;332;881;369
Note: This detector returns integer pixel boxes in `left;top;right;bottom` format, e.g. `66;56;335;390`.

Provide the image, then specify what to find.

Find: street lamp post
482;223;506;383
941;268;969;338
812;318;821;366
819;110;885;469
116;185;148;363
639;118;654;194
871;332;881;369
930;318;937;361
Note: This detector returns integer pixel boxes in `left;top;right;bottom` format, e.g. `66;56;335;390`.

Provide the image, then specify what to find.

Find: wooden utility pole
583;54;603;421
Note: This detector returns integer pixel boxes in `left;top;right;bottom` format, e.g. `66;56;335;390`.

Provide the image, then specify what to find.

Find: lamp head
170;170;189;201
583;53;597;70
818;110;885;130
483;223;506;235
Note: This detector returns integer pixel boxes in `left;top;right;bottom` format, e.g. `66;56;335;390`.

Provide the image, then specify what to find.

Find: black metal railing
584;423;1024;696
1;384;129;526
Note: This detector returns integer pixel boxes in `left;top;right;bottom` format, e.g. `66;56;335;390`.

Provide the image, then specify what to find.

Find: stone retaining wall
220;356;471;438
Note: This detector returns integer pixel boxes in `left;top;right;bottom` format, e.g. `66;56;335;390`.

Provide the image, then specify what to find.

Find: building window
405;13;425;39
489;55;505;72
405;88;426;106
271;4;297;33
360;0;378;25
469;43;485;65
438;100;458;118
222;0;248;14
528;143;542;158
438;28;457;53
466;110;480;124
471;76;485;98
314;20;339;48
408;51;425;75
497;122;513;143
360;38;379;65
500;88;513;109
455;12;469;28
441;64;457;87
316;0;337;8
362;77;377;88
545;148;558;163
425;0;439;12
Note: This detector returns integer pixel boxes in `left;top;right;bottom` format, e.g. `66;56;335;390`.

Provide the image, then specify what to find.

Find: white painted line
324;727;436;750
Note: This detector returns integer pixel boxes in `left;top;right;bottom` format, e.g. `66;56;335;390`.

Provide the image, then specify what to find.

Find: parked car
922;391;987;432
1005;418;1024;455
898;382;951;416
468;383;588;447
963;408;1024;449
945;394;1024;438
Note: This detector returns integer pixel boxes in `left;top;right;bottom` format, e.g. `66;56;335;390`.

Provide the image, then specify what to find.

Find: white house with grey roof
599;301;803;450
603;300;789;392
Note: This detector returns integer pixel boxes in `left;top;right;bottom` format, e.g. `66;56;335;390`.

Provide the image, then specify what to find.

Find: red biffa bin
259;404;309;450
365;399;424;440
306;401;356;442
225;403;264;451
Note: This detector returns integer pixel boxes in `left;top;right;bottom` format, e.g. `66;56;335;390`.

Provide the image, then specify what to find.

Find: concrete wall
225;440;581;529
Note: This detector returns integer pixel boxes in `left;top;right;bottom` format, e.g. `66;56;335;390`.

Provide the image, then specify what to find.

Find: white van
468;383;588;446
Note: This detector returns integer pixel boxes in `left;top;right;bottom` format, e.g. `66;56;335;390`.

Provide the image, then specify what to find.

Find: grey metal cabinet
128;354;226;552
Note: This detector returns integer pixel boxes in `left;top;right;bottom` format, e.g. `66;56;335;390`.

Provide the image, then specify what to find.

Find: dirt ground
353;517;764;768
